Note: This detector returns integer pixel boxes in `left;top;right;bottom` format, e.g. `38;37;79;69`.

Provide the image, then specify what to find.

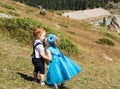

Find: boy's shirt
33;39;45;58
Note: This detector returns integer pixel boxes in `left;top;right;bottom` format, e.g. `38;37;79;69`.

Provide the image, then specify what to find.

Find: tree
15;0;120;10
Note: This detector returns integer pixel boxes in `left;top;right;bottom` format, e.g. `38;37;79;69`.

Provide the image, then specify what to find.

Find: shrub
0;17;42;30
0;10;4;13
58;22;68;28
104;32;116;39
59;34;79;56
0;17;79;55
0;3;15;10
8;11;20;16
96;38;115;46
55;11;62;16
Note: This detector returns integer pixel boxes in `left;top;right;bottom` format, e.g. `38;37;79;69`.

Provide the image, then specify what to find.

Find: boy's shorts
32;58;45;74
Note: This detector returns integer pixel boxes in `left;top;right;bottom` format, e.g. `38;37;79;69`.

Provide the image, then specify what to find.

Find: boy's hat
47;34;56;46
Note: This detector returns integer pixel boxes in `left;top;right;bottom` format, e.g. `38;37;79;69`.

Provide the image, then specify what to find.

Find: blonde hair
55;36;59;45
33;28;46;38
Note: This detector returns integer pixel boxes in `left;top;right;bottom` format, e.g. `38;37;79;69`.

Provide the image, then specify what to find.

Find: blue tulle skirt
46;53;82;84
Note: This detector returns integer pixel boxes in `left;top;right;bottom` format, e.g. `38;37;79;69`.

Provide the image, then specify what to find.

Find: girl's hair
33;28;45;38
55;36;59;45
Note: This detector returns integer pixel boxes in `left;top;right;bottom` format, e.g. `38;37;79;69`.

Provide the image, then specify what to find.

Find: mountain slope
0;0;120;89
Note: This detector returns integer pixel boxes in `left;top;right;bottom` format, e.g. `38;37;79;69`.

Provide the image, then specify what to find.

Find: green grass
0;1;120;89
104;32;116;39
8;11;20;16
0;3;15;10
0;31;120;89
96;38;115;46
0;10;4;13
58;22;68;28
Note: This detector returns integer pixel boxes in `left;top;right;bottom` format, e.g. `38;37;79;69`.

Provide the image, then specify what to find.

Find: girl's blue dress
46;46;82;84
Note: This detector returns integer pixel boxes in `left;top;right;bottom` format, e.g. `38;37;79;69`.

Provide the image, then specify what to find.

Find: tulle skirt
46;53;82;84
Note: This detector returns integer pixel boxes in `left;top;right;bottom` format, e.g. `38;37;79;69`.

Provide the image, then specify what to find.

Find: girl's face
45;38;50;46
39;31;46;42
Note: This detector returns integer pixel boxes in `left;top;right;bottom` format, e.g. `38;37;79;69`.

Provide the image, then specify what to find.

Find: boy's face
39;31;46;42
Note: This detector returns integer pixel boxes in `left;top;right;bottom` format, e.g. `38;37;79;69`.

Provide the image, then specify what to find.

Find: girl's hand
46;60;50;65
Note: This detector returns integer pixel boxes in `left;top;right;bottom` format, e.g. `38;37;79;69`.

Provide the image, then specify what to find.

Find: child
45;34;82;89
31;28;51;86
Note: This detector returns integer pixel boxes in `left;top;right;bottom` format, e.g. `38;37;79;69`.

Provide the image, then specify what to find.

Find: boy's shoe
40;81;45;86
32;79;37;82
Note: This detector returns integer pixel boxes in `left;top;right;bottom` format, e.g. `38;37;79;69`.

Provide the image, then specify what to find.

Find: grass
0;3;15;10
0;30;120;89
0;0;120;89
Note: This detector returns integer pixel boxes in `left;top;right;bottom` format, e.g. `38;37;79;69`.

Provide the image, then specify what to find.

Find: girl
45;34;82;89
31;28;51;86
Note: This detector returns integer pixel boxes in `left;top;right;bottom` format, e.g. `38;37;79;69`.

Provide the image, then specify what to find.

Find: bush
0;10;4;13
96;38;115;46
59;34;79;56
0;17;49;32
8;11;20;16
0;3;15;10
104;32;116;39
0;17;79;55
58;22;68;28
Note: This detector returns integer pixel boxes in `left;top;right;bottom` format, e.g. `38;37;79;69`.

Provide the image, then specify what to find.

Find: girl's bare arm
39;50;51;61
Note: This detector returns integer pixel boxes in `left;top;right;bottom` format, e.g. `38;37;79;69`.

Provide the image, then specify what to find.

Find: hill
0;0;120;89
62;8;111;20
13;0;120;10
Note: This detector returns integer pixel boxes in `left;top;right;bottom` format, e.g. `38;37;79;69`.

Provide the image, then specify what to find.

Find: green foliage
8;11;20;16
0;17;79;55
96;38;115;46
0;3;15;10
59;34;79;55
26;9;35;14
55;11;63;16
58;22;68;28
106;3;114;9
104;32;116;39
15;0;120;10
0;17;42;30
67;31;76;35
0;10;4;13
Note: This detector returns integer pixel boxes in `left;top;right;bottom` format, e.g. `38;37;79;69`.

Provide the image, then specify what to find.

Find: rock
102;53;113;61
0;13;13;19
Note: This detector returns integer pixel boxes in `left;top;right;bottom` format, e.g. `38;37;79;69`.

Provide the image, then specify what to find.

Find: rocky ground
0;13;13;18
62;8;111;20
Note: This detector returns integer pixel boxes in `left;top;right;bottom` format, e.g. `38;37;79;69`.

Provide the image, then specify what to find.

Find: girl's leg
60;82;66;88
61;82;65;86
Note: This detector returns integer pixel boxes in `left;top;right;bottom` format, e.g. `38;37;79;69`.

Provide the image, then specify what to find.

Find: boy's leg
39;63;45;85
40;74;45;86
33;66;39;82
33;71;37;80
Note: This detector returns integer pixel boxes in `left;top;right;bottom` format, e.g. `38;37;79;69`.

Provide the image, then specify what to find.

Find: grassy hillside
0;0;120;89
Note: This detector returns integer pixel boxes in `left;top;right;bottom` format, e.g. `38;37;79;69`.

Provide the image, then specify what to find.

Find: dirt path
62;8;111;20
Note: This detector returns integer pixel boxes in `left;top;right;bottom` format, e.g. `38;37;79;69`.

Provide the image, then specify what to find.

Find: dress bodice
47;46;61;56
